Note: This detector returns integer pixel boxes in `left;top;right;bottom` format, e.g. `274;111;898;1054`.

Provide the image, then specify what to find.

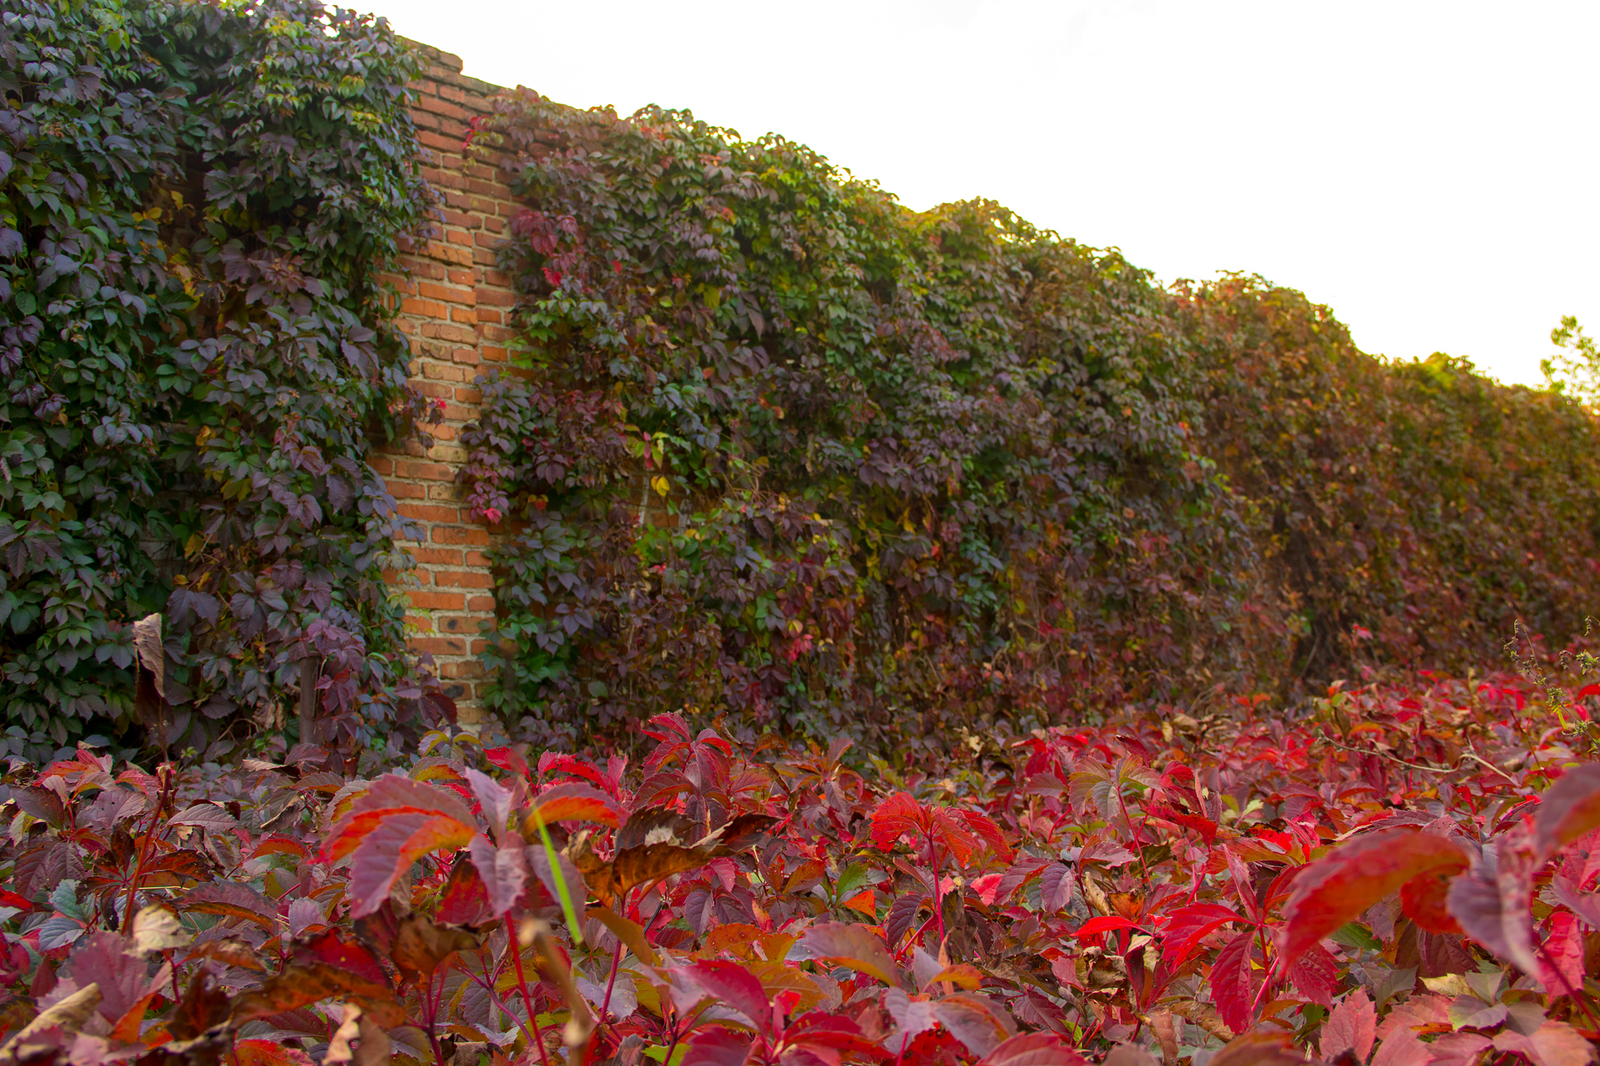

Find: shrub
0;660;1597;1063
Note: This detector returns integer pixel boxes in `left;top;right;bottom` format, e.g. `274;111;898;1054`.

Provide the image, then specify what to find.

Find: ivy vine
463;94;1600;756
0;0;440;760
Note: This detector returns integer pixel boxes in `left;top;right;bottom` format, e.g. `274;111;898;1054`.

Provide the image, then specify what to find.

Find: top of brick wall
401;38;503;101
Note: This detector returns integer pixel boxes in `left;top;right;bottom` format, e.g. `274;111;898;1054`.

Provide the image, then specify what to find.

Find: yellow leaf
651;476;670;497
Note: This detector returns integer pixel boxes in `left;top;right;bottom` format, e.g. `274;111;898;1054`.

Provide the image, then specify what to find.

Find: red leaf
883;987;940;1045
870;793;928;852
1285;941;1337;1007
1278;829;1469;968
1445;830;1539;975
681;959;771;1030
680;1027;752;1066
1400;867;1463;935
0;888;34;912
527;782;623;829
959;810;1015;864
1319;988;1376;1063
435;856;494;927
1210;927;1258;1036
1539;911;1586;998
483;745;531;779
1209;1032;1307;1066
182;883;277;928
928;809;985;870
1492;1021;1595;1066
234;1040;317;1066
1073;915;1140;940
978;1032;1091;1065
1159;903;1245;968
801;922;901;987
293;931;391;991
1038;863;1075;914
931;992;1016;1057
463;767;516;834
346;811;475;917
1534;762;1600;861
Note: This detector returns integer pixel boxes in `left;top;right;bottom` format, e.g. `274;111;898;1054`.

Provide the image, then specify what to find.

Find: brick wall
380;44;516;722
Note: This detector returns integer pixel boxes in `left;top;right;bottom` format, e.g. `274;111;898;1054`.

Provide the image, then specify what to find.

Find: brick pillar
380;44;519;721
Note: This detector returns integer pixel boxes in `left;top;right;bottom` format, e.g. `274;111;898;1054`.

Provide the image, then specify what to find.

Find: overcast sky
362;0;1599;389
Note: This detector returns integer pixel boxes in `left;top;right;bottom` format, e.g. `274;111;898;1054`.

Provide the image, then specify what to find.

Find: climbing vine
463;94;1600;754
462;95;1262;755
0;0;441;760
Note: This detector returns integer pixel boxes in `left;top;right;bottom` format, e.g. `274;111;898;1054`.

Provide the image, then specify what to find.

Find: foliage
1179;280;1600;685
460;96;1600;752
2;653;1599;1065
0;0;443;762
462;94;1266;753
1543;317;1600;408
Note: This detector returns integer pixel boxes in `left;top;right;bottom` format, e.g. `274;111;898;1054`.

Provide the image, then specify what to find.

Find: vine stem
926;834;946;950
121;764;173;935
506;915;554;1066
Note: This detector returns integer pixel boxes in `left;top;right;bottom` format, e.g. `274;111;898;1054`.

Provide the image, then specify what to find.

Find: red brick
417;130;465;153
419;280;475;304
408;590;465;610
400;297;448;318
468;595;496;612
422;362;466;382
434;526;491;545
416;95;470;121
395;459;455;480
434;570;494;589
411;636;469;655
399;502;460;523
410;547;465;565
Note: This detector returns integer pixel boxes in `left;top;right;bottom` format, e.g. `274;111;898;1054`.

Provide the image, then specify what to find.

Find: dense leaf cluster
461;96;1600;752
1;653;1597;1065
464;96;1260;752
0;0;440;760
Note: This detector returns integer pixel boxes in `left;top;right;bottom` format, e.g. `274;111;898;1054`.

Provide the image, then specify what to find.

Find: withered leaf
583;809;777;905
390;913;483;987
230;963;403;1028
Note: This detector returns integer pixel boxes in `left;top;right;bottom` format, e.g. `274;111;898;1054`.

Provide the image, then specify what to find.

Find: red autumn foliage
1;658;1599;1066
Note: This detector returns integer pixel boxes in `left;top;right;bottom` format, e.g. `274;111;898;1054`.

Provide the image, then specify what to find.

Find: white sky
364;0;1600;388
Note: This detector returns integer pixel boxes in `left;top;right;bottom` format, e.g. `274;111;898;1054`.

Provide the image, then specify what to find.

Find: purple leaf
467;834;527;917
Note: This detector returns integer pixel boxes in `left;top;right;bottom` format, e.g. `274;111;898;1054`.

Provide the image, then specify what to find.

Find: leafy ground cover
2;649;1598;1066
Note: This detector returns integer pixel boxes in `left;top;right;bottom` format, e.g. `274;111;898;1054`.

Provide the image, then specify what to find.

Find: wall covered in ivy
459;93;1600;757
0;0;444;760
7;1;1600;763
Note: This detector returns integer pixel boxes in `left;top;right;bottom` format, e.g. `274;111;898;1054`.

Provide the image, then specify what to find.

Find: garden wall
381;44;512;720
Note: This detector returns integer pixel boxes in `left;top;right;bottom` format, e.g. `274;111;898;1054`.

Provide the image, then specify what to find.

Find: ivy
463;96;1256;755
0;0;441;761
464;96;1600;756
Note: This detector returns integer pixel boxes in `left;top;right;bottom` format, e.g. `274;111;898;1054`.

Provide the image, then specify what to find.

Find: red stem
506;915;553;1066
121;765;172;934
926;834;946;949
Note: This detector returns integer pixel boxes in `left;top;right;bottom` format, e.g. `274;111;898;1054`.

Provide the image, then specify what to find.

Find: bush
0;660;1596;1063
